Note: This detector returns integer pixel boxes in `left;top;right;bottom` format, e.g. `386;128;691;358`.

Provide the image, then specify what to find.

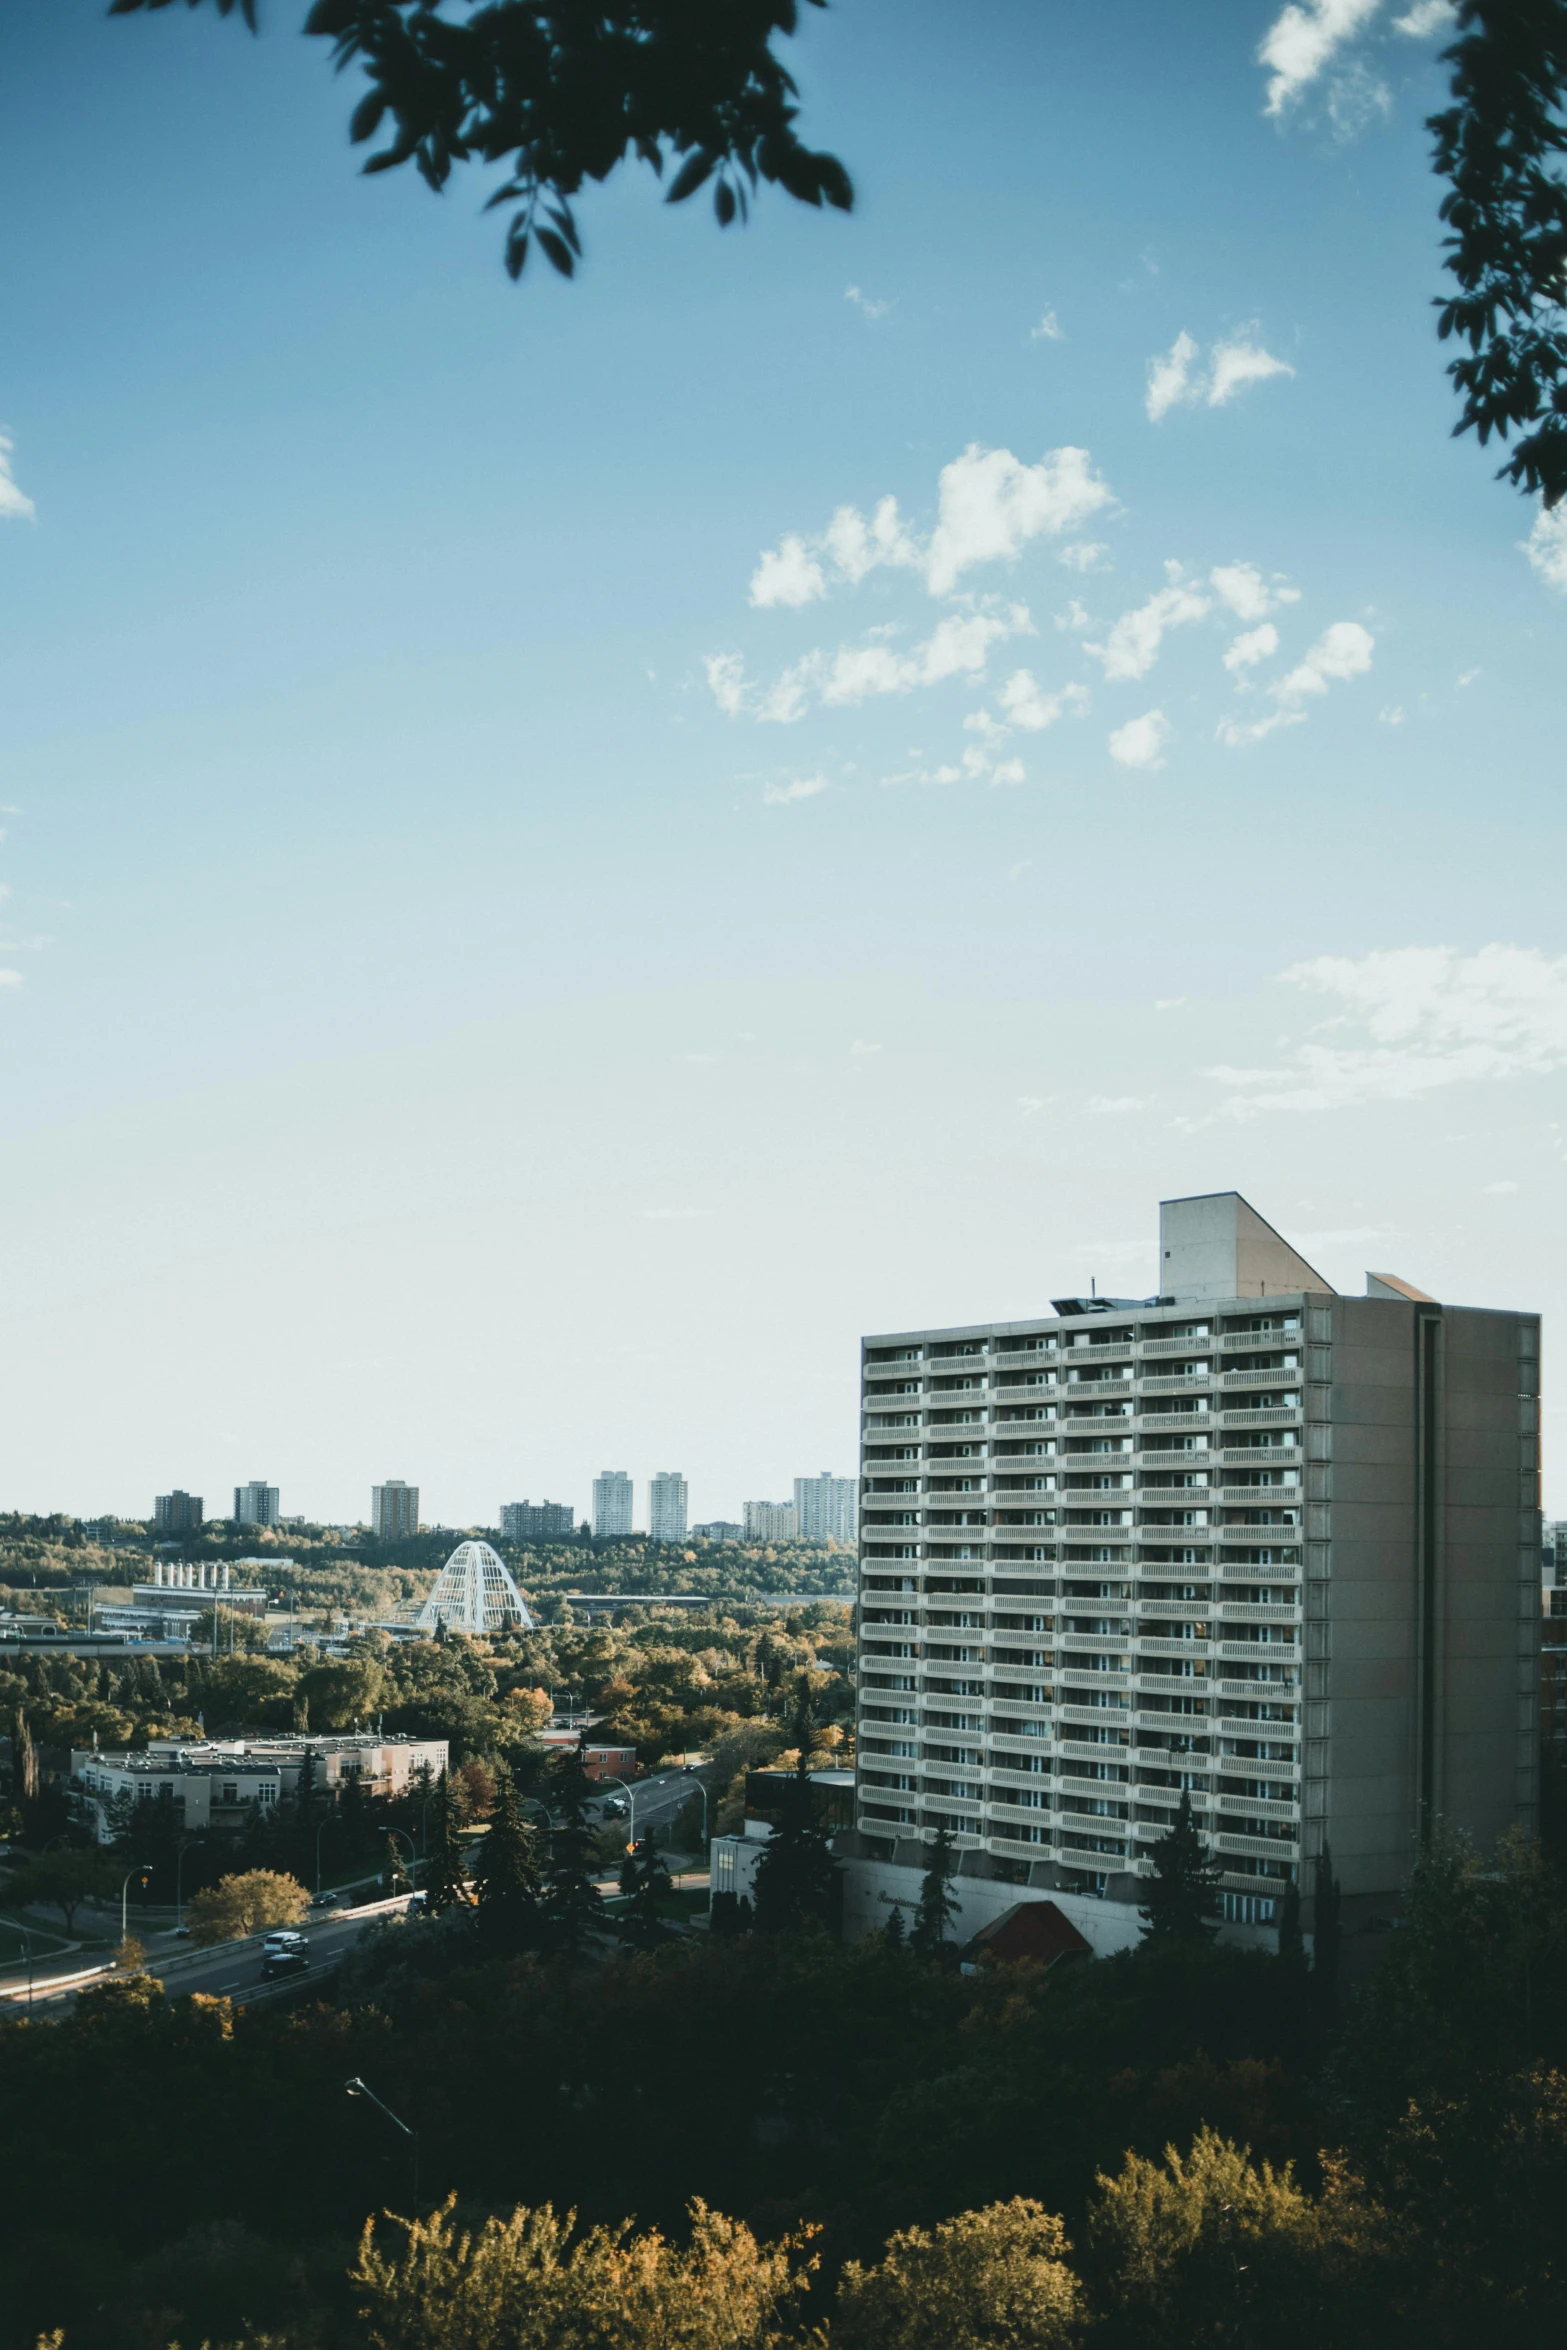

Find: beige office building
849;1191;1539;1942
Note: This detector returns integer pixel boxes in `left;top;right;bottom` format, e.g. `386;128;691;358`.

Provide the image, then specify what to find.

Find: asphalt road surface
3;1893;418;2013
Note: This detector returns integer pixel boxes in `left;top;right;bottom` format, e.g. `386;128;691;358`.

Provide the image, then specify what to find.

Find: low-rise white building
71;1731;449;1841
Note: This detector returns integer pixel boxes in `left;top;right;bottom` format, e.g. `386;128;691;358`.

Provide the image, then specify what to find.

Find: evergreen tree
752;1749;838;1935
384;1831;413;1896
539;1734;604;1955
883;1903;907;1950
910;1821;960;1961
708;1889;745;1938
1139;1792;1222;1945
1312;1839;1341;2011
471;1769;543;1954
1277;1874;1305;1968
617;1832;672;1951
338;1768;371;1864
420;1768;471;1914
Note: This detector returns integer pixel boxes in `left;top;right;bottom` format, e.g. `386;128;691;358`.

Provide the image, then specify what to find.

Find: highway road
0;1893;419;2013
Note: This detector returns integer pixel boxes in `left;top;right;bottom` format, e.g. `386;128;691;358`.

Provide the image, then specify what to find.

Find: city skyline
0;7;1563;1524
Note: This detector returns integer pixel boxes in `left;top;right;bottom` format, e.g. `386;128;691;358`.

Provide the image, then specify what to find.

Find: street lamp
345;2076;419;2201
175;1839;205;1931
120;1864;152;1944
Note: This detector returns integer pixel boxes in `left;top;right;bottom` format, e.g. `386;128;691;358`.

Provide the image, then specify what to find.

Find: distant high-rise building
744;1499;797;1542
649;1472;688;1544
693;1519;744;1543
154;1490;204;1536
500;1500;575;1542
233;1481;280;1528
371;1481;420;1540
592;1471;635;1539
794;1471;858;1543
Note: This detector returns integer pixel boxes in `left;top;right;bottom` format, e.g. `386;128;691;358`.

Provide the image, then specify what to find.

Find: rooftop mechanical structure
415;1540;535;1636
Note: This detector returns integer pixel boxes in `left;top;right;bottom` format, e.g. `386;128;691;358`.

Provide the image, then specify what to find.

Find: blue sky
1;0;1564;1526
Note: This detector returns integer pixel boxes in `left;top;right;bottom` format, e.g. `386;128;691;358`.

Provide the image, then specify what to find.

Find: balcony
1220;1408;1302;1428
1138;1374;1212;1394
1221;1366;1302;1389
1218;1601;1301;1623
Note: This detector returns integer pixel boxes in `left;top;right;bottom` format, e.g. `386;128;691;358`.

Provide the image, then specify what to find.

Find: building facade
591;1471;635;1539
649;1471;689;1544
72;1731;449;1841
233;1481;280;1528
500;1500;575;1541
795;1471;858;1542
744;1499;797;1543
849;1190;1540;1941
154;1490;204;1535
371;1480;419;1539
692;1519;744;1543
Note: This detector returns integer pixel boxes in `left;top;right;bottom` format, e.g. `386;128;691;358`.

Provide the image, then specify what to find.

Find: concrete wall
1318;1296;1539;1909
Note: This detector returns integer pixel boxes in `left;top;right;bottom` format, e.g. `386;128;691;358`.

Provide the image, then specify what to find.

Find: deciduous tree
185;1867;309;1945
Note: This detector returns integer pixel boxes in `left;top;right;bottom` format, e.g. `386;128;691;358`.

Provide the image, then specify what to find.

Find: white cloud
1006;860;1033;883
750;535;826;609
1031;310;1065;343
1259;0;1381;115
1392;1;1455;34
1456;667;1480;687
1220;618;1375;744
1523;503;1567;593
1210;562;1300;621
1224;623;1279;672
1055;597;1092;631
641;1207;709;1219
845;284;893;321
0;969;21;989
1087;572;1210;682
1146;331;1199;422
1146;334;1294;420
1379;704;1406;726
763;774;827;805
1089;1095;1147;1114
746;444;1113;609
1059;541;1109;572
989;757;1027;787
714;601;1034;723
1204;944;1567;1118
1016;1095;1046;1116
1327;59;1392;136
0;436;36;523
925;446;1113;596
1277;618;1375;702
1208;335;1297;406
851;1039;882;1055
1483;1178;1519;1194
996;670;1091;730
1155;996;1188;1011
1108;710;1172;770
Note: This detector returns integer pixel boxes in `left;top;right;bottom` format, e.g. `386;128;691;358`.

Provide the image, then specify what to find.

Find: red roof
961;1900;1092;1970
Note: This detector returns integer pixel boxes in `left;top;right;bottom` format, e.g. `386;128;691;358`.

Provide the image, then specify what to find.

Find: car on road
262;1930;310;1979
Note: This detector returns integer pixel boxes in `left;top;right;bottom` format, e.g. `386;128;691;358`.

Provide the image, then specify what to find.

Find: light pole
345;2076;419;2202
120;1864;151;1944
175;1839;205;1931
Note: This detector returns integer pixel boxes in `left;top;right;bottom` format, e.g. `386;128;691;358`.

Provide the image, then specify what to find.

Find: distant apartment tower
649;1472;689;1544
693;1519;744;1543
371;1480;419;1540
233;1481;280;1528
592;1471;635;1539
744;1499;797;1543
795;1471;858;1543
500;1500;575;1541
851;1189;1540;1936
154;1490;204;1536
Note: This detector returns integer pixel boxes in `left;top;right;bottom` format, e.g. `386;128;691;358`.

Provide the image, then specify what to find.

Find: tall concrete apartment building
592;1471;635;1540
649;1472;688;1544
847;1191;1540;1947
500;1500;575;1541
371;1480;419;1539
233;1481;280;1529
745;1499;797;1542
795;1471;858;1542
153;1490;204;1535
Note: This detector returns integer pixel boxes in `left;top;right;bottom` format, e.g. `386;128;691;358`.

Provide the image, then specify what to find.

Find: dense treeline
0;1822;1562;2348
